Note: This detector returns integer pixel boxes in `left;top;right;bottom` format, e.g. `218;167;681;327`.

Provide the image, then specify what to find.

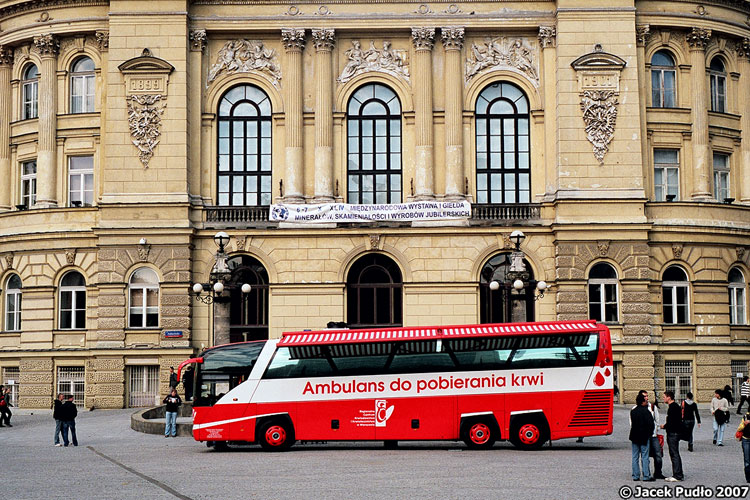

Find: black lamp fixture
189;231;251;304
489;230;548;300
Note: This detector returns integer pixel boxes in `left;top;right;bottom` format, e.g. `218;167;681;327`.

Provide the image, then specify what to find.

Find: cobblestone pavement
1;405;747;500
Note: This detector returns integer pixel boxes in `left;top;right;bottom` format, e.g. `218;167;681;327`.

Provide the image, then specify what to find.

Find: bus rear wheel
461;419;497;450
509;417;549;451
258;420;295;452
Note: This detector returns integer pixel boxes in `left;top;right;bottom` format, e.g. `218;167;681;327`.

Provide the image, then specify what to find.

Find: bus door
296;393;377;441
374;392;456;440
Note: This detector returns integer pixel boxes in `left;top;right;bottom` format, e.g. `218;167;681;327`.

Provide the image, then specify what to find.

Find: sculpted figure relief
465;36;539;85
208;39;282;88
337;40;409;83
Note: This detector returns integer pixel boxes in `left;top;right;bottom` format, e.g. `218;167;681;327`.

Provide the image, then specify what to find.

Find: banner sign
270;200;471;223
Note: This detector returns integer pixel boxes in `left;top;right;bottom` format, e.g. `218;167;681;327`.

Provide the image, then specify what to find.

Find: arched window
70;56;95;114
128;268;159;328
479;253;535;323
588;263;619;323
662;265;689;324
59;271;86;329
651;50;676;108
4;275;21;332
347;254;402;328
227;255;269;343
709;57;726;113
22;64;39;120
729;267;747;325
217;85;272;206
475;82;530;204
347;84;402;204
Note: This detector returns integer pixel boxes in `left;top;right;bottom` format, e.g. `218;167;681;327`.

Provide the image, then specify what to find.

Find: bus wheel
510;417;549;451
462;419;496;450
384;440;398;449
258;420;295;452
212;441;228;452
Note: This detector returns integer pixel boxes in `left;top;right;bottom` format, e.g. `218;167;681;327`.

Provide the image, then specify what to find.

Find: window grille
732;360;748;403
2;367;19;407
664;361;692;401
128;365;160;407
57;366;85;407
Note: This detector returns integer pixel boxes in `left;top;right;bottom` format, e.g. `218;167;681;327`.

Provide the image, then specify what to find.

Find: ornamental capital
189;29;207;53
95;31;109;52
311;28;335;52
0;45;13;66
441;27;464;50
635;25;651;47
411;27;436;51
538;26;557;49
686;27;711;50
281;28;306;52
736;38;750;60
33;34;59;57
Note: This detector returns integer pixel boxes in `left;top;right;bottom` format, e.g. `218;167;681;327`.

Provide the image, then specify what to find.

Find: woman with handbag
735;413;750;482
712;388;730;446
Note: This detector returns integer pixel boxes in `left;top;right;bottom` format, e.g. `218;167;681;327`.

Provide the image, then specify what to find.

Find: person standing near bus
661;391;684;482
630;393;655;482
163;388;182;438
738;377;750;415
682;392;701;452
169;367;178;390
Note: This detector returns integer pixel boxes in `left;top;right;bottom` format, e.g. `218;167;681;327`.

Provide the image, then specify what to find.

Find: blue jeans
165;411;177;437
632;442;651;480
61;420;78;446
742;438;750;482
54;419;62;445
713;419;727;445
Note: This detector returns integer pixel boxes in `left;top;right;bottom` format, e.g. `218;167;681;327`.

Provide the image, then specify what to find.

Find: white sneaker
54;443;62;447
665;477;679;482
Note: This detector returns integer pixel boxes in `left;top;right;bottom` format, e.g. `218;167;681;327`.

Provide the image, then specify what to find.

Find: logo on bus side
375;399;394;427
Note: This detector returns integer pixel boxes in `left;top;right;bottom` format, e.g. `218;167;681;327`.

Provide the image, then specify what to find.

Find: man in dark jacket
60;395;78;447
169;367;178;389
661;391;684;481
630;393;655;481
53;393;64;446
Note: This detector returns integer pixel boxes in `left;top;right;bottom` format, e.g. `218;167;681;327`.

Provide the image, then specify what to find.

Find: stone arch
205;72;283;114
335;72;414;113
464;70;542;112
338;245;412;284
227;247;278;284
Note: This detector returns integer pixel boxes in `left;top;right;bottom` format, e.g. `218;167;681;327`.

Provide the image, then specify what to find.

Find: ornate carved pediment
465;37;539;85
207;39;282;89
118;48;175;74
337;40;409;84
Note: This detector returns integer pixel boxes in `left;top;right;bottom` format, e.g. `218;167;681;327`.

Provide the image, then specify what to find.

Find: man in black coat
630;393;655;481
661;390;684;481
60;395;78;447
53;393;64;446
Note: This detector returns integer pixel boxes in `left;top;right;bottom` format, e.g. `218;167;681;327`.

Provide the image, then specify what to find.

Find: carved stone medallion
137;242;150;262
672;243;683;260
127;95;165;168
337;40;409;83
4;252;13;269
369;234;381;250
190;30;207;53
64;249;76;265
234;235;247;252
208;39;282;89
465;37;539;85
597;241;610;257
538;26;556;49
95;31;109;52
738;247;746;261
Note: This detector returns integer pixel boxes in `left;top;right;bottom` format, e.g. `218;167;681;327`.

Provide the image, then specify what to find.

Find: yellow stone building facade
0;0;748;408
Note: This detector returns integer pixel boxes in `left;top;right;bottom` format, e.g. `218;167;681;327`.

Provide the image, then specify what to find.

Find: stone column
538;26;557;201
189;29;207;203
34;34;59;208
411;27;435;201
281;28;306;203
738;39;750;204
95;31;108;206
0;46;13;211
687;27;712;201
312;28;335;203
635;25;651;199
441;27;464;200
213;301;230;346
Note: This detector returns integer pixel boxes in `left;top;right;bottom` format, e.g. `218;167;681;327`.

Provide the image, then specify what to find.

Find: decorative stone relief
441;27;464;50
285;5;302;15
95;31;109;52
502;233;512;249
412;27;436;51
635;25;651;47
208;39;282;89
597;241;610;257
35;11;53;23
4;252;13;269
369;234;381;250
686;27;711;49
137;241;150;262
64;249;76;265
538;26;556;49
337;40;409;83
0;45;13;66
190;29;207;53
33;34;59;56
314;5;332;15
737;247;746;261
312;28;335;52
281;28;306;51
694;5;709;16
465;37;539;85
60;36;86;55
672;243;683;260
735;38;750;59
127;95;164;168
443;4;462;14
571;44;626;164
414;4;433;14
234;235;247;252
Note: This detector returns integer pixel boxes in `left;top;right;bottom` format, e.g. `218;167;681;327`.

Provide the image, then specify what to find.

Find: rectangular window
71;74;95;114
68;156;94;206
23;81;38;120
710;73;726;113
654;149;679;201
665;361;692;401
589;283;618;323
57;366;85;407
60;289;86;329
20;161;37;208
730;286;746;326
2;367;19;407
5;289;21;332
663;284;689;324
127;365;160;407
713;153;730;202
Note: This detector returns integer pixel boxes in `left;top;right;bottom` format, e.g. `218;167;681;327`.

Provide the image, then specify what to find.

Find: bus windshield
194;341;266;406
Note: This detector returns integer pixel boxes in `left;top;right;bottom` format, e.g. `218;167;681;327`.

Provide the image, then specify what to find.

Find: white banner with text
269;200;472;223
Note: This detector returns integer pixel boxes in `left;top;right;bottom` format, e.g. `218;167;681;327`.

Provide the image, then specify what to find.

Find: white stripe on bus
193;411;288;430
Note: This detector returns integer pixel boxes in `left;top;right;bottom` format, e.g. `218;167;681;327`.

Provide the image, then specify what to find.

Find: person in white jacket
711;389;730;446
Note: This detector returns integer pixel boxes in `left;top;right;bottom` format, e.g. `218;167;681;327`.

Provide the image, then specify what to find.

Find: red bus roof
278;320;603;347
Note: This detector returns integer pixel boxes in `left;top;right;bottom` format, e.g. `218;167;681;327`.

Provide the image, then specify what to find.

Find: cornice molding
0;0;108;20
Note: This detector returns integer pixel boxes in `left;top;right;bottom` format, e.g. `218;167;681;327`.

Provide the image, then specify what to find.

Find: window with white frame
709;57;727;113
654;149;679;201
4;274;21;332
713;152;730;202
20;161;36;208
1;367;19;407
68;156;94;207
729;267;747;325
128;268;159;328
59;271;86;330
57;366;85;406
651;50;676;108
665;361;693;401
22;64;38;120
662;265;690;324
70;56;95;114
588;262;619;323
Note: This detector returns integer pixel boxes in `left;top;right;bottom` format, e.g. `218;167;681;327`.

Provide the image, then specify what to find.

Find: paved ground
2;405;748;500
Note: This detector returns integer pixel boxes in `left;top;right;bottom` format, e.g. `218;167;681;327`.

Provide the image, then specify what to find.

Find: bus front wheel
509;416;549;451
258;419;295;452
461;419;497;450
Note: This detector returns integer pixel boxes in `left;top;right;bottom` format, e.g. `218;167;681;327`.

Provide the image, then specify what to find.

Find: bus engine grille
568;391;611;427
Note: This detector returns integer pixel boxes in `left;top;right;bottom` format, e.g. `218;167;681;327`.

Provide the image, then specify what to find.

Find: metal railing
471;203;541;222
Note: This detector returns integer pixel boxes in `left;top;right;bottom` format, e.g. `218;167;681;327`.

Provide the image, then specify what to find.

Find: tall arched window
217;85;272;206
662;265;689;324
128;268;159;328
227;255;269;342
588;262;619;323
59;271;86;329
347;254;402;328
4;275;21;332
475;82;530;204
709;56;727;113
479;253;535;323
347;84;402;204
70;56;95;114
729;267;747;325
651;50;676;108
22;64;39;120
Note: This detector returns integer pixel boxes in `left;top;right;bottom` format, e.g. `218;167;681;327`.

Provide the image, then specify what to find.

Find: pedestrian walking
738;377;750;415
712;388;730;446
60;395;78;446
724;385;736;407
630;393;655;482
661;390;684;482
682;392;701;452
736;412;750;483
0;385;11;427
163;387;182;438
169;367;178;389
53;393;64;446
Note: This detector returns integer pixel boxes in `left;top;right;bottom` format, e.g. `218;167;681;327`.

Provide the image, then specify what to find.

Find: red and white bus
181;320;613;451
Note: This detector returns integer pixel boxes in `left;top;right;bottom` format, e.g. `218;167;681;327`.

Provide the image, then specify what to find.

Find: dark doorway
347;254;403;329
227;255;269;342
479;253;535;323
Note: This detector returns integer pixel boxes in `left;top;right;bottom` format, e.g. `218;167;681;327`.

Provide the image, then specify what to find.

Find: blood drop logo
375;399;394;427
